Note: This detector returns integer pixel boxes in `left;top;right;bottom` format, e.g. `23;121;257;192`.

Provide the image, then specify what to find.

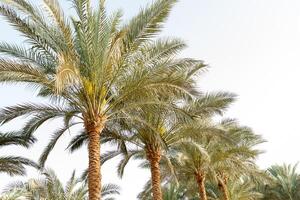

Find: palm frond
121;0;177;52
0;156;38;176
0;132;34;147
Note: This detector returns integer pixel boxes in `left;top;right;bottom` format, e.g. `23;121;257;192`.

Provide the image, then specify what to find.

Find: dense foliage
0;169;120;200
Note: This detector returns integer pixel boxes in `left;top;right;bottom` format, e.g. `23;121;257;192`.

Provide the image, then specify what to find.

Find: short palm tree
0;0;204;199
2;169;120;200
0;132;37;176
175;140;211;200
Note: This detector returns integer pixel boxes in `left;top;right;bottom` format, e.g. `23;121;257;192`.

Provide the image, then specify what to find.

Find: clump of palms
1;168;120;200
0;0;207;199
0;132;37;176
151;119;265;200
1;1;297;200
94;92;235;200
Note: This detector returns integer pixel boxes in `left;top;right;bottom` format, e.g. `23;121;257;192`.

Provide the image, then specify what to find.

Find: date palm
0;0;204;199
0;132;37;176
175;140;210;200
212;120;264;200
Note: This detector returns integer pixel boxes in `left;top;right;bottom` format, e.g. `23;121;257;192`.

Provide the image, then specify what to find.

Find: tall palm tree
175;140;210;200
0;132;37;176
2;169;120;200
0;0;204;199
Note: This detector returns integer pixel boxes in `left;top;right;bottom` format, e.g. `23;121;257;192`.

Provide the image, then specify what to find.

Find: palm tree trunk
85;118;105;200
146;148;163;200
218;176;229;200
195;172;207;200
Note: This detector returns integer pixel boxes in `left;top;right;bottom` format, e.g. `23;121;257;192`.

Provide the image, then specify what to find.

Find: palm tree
0;132;37;176
0;0;205;199
131;95;234;200
175;140;210;200
259;164;300;200
210;119;264;200
2;169;120;200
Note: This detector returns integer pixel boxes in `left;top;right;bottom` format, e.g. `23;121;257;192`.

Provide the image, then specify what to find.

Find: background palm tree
0;0;206;199
174;139;211;200
0;132;37;176
143;119;263;200
259;164;300;200
208;119;264;200
1;168;120;200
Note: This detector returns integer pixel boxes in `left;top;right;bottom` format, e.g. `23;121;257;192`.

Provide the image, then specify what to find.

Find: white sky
1;0;300;199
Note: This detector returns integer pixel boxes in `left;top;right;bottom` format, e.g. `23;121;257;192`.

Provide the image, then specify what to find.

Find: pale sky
1;0;300;199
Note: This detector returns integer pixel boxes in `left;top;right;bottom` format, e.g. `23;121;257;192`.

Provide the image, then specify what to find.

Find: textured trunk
85;118;105;200
195;172;207;200
146;148;163;200
218;177;230;200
